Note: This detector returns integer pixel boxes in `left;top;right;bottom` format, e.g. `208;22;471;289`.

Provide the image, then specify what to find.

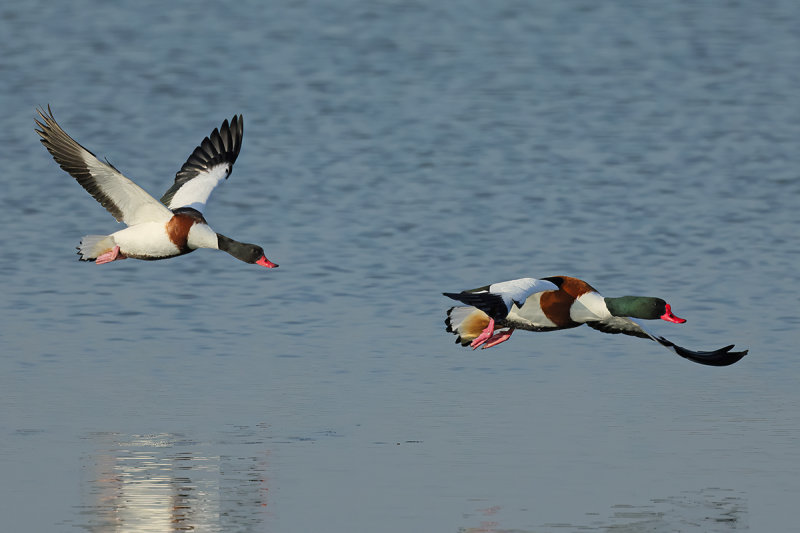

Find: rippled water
2;0;799;531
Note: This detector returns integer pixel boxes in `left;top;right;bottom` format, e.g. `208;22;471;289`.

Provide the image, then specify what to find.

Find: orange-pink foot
470;318;496;350
483;328;515;349
95;245;127;264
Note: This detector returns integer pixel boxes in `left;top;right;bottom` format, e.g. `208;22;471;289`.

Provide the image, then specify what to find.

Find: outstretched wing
443;277;559;319
35;106;172;226
586;317;747;367
161;115;243;212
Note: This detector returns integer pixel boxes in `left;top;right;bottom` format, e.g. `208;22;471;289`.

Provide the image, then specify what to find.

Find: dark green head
604;296;686;323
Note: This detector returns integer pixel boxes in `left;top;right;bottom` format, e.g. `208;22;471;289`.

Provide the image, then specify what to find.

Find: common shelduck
35;106;277;268
444;276;747;366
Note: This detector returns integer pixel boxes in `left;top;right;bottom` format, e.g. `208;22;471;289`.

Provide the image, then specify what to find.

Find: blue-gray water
2;1;799;531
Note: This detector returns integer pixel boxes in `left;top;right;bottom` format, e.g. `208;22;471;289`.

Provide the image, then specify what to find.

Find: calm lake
2;1;799;531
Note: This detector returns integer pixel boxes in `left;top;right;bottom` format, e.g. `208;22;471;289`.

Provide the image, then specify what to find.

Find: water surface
2;1;799;531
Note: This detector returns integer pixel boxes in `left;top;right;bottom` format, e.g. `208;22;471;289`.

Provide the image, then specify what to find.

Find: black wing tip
34;103;53;121
222;113;243;149
170;114;245;188
444;291;508;320
684;348;748;367
34;104;55;136
656;337;749;367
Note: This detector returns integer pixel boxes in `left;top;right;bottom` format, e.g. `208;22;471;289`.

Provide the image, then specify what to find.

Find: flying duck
444;276;747;366
35;106;278;268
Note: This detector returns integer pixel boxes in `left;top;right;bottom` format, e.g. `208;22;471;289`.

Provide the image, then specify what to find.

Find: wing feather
161;115;243;212
35;106;172;225
587;318;748;366
443;277;559;319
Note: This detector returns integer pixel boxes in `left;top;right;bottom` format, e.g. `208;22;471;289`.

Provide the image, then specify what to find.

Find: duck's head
605;296;686;323
217;234;278;268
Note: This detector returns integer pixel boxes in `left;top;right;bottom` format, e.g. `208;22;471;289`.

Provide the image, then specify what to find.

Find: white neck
186;224;219;250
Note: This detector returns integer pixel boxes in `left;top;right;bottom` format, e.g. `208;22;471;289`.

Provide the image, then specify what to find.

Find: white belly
111;223;181;259
507;293;558;328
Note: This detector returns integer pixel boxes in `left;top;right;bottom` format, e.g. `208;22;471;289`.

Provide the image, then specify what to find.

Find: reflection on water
78;431;269;532
459;488;747;533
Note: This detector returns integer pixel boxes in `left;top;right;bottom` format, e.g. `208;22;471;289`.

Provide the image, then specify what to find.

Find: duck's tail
77;235;115;261
445;306;492;346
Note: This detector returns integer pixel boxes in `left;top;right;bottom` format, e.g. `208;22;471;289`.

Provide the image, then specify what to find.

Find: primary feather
35;106;172;226
160;115;243;213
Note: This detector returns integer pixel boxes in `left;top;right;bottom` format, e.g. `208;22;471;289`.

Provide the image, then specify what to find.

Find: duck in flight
35;106;277;268
444;276;747;366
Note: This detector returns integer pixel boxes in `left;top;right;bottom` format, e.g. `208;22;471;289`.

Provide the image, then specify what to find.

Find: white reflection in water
79;432;269;532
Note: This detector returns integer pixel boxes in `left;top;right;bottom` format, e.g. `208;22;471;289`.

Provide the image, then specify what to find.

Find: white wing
489;278;560;311
161;115;243;213
36;106;172;226
443;277;559;319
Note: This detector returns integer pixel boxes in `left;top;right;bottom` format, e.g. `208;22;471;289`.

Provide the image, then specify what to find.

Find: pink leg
470;318;496;350
95;245;127;264
483;328;515;349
